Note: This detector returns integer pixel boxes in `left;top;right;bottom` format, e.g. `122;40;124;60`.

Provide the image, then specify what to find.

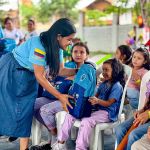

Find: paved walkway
0;128;115;150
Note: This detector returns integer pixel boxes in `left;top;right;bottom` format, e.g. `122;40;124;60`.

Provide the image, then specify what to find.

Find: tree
37;0;79;23
0;0;8;25
20;3;38;27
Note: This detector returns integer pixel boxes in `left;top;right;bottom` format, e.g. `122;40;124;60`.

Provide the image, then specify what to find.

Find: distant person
25;19;38;40
125;48;150;119
3;17;24;45
126;26;137;50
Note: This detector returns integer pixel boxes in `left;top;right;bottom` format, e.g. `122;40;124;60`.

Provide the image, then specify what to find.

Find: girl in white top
3;17;24;45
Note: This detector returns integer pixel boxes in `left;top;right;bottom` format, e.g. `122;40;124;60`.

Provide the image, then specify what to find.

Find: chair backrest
118;65;132;119
138;71;150;110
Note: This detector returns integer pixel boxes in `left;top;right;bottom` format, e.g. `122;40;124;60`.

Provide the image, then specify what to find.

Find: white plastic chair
56;67;132;150
138;71;150;110
31;117;42;145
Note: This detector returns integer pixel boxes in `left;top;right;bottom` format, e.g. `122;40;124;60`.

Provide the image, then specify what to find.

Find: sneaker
29;143;51;150
51;142;67;150
8;137;18;142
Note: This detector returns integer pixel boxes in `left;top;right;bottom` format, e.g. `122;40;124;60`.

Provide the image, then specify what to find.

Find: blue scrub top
12;36;63;71
97;81;123;122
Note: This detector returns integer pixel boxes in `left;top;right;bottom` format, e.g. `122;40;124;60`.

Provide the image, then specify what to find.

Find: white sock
51;135;57;145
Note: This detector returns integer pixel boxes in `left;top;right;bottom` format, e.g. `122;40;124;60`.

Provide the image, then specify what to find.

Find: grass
89;50;114;57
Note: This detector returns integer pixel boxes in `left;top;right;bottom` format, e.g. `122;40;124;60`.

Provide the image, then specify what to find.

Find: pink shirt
128;67;148;91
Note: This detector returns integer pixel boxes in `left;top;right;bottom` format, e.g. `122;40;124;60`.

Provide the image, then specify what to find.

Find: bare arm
33;64;72;111
59;62;77;76
89;96;116;107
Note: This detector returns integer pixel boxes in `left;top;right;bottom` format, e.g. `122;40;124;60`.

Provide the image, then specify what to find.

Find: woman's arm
33;64;72;111
89;96;116;107
59;62;77;76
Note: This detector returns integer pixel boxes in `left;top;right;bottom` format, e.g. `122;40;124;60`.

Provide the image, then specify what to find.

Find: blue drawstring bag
68;62;96;119
42;76;73;99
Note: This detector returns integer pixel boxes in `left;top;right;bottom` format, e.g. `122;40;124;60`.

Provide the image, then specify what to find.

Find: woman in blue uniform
0;18;76;150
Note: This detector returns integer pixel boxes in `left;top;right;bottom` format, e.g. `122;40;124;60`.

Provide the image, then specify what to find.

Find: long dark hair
40;18;76;77
118;45;132;65
132;47;150;70
103;58;125;88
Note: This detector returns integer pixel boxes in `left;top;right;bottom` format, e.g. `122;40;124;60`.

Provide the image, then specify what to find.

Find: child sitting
126;47;150;118
115;79;150;150
52;58;125;150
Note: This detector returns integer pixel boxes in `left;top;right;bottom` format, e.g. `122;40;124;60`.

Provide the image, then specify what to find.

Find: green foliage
37;0;79;23
0;1;7;25
85;10;109;26
20;4;38;27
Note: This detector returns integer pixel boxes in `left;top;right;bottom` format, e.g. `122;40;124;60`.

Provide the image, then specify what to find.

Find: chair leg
92;127;104;150
31;118;42;145
55;111;67;134
98;130;104;150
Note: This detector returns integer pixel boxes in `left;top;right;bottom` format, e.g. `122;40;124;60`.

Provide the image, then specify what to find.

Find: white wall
77;24;133;53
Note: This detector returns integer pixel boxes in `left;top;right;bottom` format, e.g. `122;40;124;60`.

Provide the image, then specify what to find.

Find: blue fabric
12;36;63;71
68;63;96;119
126;87;139;109
42;76;73;99
65;61;77;68
0;53;38;137
115;117;150;150
97;81;123;122
0;38;16;52
0;24;4;38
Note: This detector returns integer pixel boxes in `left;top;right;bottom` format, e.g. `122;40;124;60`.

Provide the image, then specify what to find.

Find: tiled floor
0;127;115;150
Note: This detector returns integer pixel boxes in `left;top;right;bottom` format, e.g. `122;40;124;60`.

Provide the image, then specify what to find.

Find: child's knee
128;130;138;142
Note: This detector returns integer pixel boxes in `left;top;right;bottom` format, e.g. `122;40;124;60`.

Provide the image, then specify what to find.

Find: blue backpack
68;62;96;119
42;76;73;99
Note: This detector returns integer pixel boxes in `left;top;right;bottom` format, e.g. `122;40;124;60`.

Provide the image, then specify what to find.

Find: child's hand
65;76;74;80
89;96;99;105
133;111;140;119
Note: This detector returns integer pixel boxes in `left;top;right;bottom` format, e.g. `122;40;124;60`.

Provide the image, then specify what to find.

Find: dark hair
4;17;13;25
103;58;125;87
118;45;132;65
40;18;76;77
28;19;35;25
71;42;89;61
132;47;150;70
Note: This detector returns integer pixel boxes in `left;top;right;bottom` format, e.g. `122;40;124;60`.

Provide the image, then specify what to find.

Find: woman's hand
89;96;99;105
133;110;149;126
59;94;73;112
133;111;140;119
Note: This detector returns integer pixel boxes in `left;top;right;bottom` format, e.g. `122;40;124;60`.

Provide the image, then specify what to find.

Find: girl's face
115;49;125;63
5;20;13;31
102;63;112;81
72;45;88;64
132;52;146;69
58;33;75;50
28;21;35;32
